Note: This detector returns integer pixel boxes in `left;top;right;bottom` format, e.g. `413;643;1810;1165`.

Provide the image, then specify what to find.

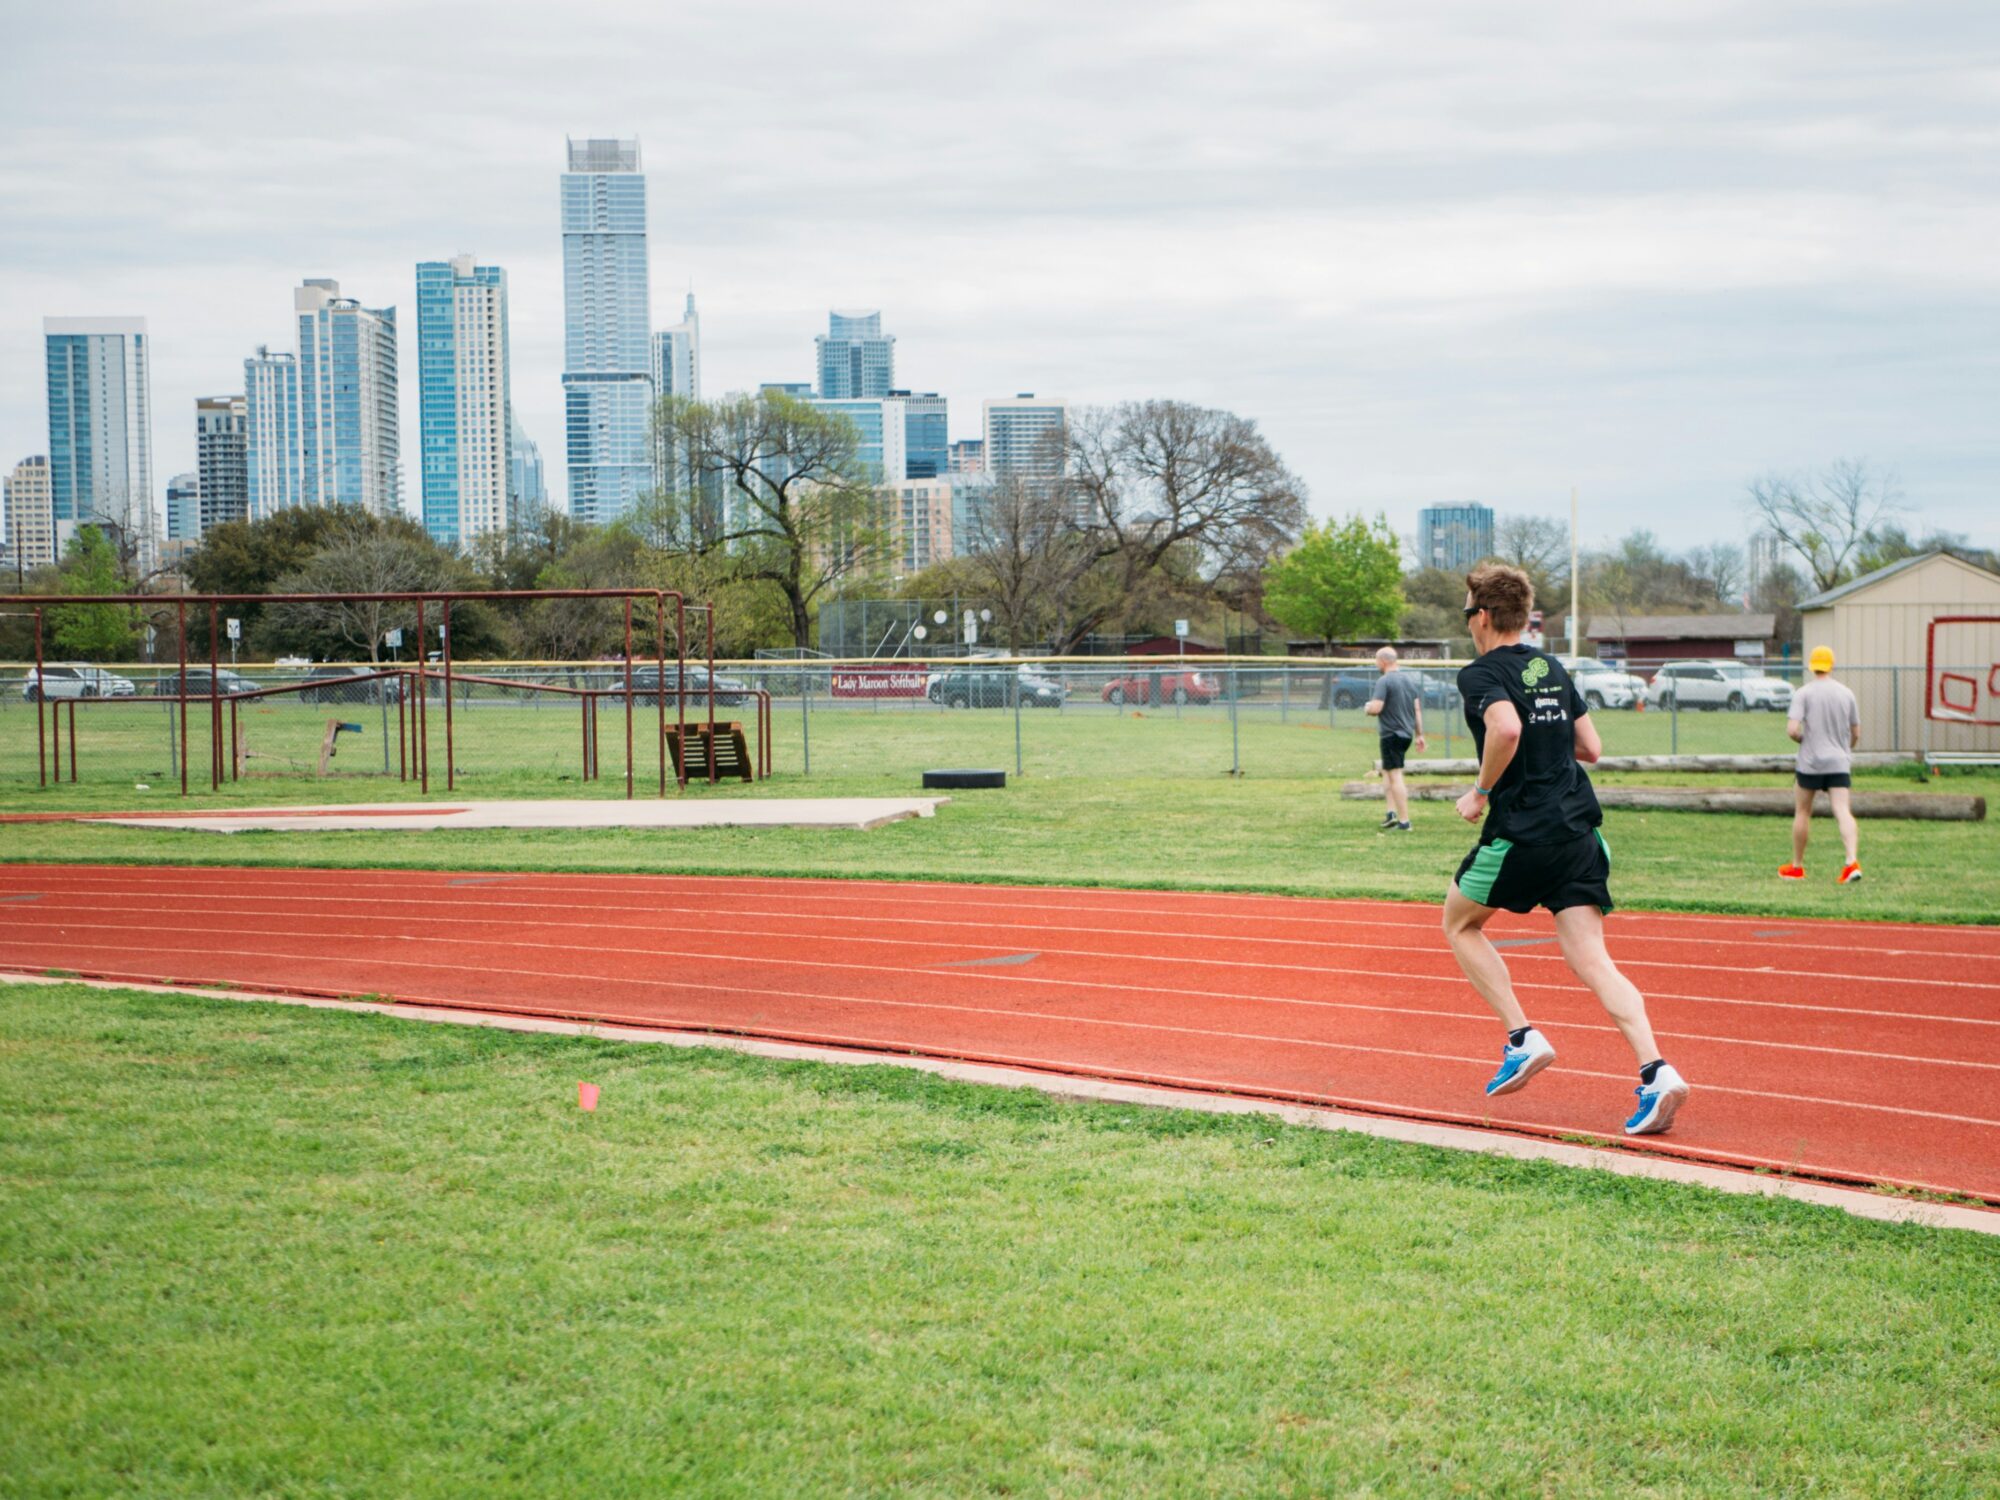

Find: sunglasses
1463;604;1483;620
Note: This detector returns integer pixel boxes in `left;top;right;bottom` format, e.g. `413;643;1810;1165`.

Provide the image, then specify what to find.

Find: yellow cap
1808;646;1834;674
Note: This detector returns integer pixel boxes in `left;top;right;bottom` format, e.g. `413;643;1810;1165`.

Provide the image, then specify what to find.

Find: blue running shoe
1484;1028;1556;1096
1624;1064;1690;1135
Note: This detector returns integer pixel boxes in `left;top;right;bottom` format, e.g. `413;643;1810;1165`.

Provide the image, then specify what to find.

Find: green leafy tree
1261;514;1404;647
49;527;134;660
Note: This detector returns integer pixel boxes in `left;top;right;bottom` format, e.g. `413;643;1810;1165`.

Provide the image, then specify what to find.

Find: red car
1100;670;1217;706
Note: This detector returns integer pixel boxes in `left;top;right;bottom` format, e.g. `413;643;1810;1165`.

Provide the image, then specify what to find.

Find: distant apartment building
816;310;895;399
983;394;1067;479
652;292;701;402
948;438;985;475
809;396;908;484
561;136;654;523
948;474;999;554
1416;502;1494;573
295;278;401;513
243;347;303;519
195;395;248;534
892;390;948;479
417;255;512;547
891;478;956;574
165;471;200;544
44;316;158;572
3;455;56;572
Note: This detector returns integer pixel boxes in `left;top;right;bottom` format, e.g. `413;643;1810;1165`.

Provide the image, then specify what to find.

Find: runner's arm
1456;700;1522;822
1572;712;1602;764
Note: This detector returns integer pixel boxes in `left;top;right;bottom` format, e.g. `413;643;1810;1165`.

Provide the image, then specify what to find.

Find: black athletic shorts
1796;771;1851;791
1380;734;1413;771
1454;828;1613;915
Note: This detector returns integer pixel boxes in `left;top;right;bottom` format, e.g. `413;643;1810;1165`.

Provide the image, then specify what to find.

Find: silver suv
21;664;137;701
1646;659;1792;712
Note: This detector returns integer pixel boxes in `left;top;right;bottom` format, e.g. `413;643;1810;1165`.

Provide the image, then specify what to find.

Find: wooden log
1394;752;1916;776
1339;782;1984;821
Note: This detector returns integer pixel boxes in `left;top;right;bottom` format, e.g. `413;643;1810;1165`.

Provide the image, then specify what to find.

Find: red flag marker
578;1082;599;1112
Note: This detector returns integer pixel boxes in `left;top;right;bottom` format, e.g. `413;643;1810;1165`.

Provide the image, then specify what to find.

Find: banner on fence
831;665;931;699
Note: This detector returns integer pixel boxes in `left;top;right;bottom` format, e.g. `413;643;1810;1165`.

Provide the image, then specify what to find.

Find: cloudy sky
3;0;1996;551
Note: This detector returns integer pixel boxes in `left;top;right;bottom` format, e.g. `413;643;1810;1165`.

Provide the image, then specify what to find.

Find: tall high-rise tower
243;347;303;520
3;456;56;573
295;279;401;513
43;317;158;571
417;255;512;547
815;310;894;398
652;292;701;403
561;136;654;523
195;395;249;533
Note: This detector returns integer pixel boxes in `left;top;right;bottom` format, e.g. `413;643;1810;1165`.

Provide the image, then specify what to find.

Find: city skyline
2;3;1995;556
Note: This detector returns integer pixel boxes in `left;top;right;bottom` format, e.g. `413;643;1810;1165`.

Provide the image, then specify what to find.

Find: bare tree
265;524;457;662
1494;514;1570;585
1746;459;1903;592
1682;542;1747;606
956;472;1097;650
653;391;891;648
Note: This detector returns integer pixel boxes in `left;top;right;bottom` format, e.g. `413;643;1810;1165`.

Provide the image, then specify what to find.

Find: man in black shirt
1443;563;1689;1136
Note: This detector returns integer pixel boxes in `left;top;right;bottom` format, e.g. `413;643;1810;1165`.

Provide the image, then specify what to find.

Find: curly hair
1465;562;1534;634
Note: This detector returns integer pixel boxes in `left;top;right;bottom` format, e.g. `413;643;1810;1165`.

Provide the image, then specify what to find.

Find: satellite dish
912;625;928;640
932;610;948;625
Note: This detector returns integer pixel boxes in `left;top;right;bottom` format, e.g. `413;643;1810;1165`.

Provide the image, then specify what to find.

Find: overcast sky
3;0;1996;552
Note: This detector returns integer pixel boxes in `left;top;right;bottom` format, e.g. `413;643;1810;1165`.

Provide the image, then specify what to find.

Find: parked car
1101;670;1218;706
1645;659;1793;712
1316;667;1455;712
931;669;1065;709
150;668;259;698
20;664;136;701
299;665;406;705
1560;656;1646;710
599;665;755;708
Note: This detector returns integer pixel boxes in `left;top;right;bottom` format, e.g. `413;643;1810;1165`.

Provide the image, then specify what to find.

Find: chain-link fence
3;657;1989;792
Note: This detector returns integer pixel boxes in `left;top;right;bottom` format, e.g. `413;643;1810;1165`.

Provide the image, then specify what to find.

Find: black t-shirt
1456;645;1601;845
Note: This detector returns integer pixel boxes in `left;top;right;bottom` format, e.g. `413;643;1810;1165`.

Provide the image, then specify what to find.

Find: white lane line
7;881;1994;992
7;932;2000;1125
9;909;1999;1039
14;866;2000;960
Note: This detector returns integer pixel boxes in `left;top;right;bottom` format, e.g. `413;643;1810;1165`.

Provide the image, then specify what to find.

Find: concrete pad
90;797;950;834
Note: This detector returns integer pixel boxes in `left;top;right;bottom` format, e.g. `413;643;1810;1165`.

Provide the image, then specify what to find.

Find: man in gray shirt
1366;647;1426;831
1782;645;1863;884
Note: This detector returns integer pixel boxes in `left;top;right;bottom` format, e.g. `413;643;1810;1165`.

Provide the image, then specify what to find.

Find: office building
509;414;546;520
948;474;1000;554
892;390;948;479
1415;502;1494;573
561;136;654;523
416;255;511;547
195;395;248;533
983;394;1067;479
810;396;907;484
43;316;158;572
948;438;985;475
815;310;894;398
652;292;701;402
243;347;303;519
295;278;400;514
165;472;200;543
4;455;56;572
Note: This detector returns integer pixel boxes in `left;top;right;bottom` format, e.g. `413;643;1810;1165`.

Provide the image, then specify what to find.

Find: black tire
948;694;969;709
1585;689;1606;709
1655;691;1673;710
1107;687;1126;705
1334;690;1358;710
1726;692;1745;712
1171;687;1189;705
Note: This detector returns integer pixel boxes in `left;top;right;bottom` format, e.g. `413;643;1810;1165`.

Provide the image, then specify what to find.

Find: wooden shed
1799;551;2000;754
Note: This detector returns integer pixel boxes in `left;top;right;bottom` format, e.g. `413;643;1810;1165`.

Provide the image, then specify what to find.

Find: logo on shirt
1521;657;1550;687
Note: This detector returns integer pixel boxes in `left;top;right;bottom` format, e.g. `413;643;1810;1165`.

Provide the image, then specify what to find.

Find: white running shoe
1624;1063;1691;1135
1484;1028;1556;1096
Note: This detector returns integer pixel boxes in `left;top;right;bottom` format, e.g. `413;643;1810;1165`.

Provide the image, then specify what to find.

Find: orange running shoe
1838;863;1863;884
1779;864;1806;881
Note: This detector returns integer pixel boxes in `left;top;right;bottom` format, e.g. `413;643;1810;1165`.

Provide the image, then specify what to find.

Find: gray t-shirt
1789;677;1860;774
1369;671;1421;740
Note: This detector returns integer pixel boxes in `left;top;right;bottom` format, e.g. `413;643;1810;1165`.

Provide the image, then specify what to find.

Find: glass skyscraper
816;310;895;398
1415;502;1495;573
892;390;948;479
296;279;401;514
652;292;701;403
195;394;248;534
165;471;200;543
43;317;158;572
561;137;654;523
417;255;511;548
243;346;302;520
808;397;908;484
509;412;546;520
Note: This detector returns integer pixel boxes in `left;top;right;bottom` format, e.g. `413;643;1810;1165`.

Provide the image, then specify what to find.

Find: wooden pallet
666;721;753;782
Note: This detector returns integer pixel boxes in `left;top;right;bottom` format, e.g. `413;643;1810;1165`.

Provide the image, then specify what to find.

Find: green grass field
3;983;1995;1498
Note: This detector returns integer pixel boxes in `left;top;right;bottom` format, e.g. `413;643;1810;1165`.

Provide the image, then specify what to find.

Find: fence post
1230;665;1240;776
802;665;812;776
1280;664;1289;724
1014;675;1023;776
1891;666;1900;751
1671;694;1679;755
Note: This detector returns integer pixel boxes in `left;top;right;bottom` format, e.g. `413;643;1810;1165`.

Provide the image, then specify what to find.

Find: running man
1781;645;1863;884
1440;563;1690;1135
1366;647;1427;831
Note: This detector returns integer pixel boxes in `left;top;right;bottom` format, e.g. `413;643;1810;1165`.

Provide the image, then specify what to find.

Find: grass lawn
2;982;1995;1498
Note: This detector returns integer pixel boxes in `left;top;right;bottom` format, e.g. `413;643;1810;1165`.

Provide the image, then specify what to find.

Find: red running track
3;863;1998;1203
